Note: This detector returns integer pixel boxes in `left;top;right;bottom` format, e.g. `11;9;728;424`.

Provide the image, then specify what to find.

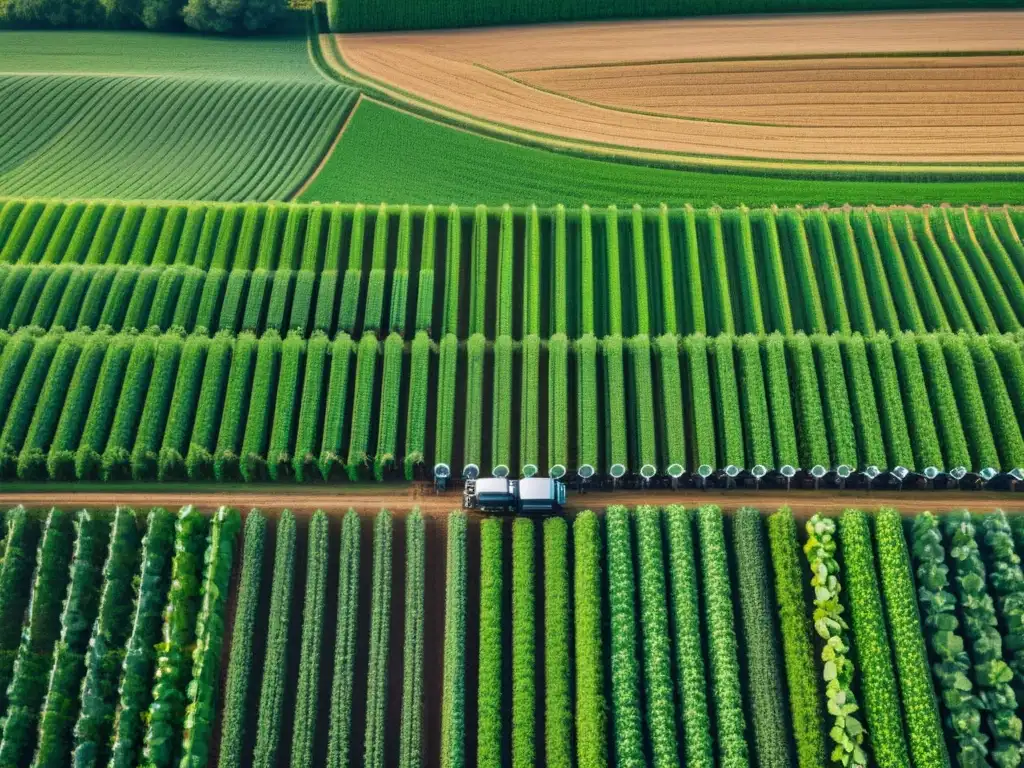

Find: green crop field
2;1;1023;767
1;504;1022;768
0;29;357;201
0;28;322;78
0;76;356;201
1;197;1022;482
300;100;1024;207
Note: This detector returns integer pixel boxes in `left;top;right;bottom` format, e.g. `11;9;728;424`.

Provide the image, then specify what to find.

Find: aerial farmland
0;0;1023;766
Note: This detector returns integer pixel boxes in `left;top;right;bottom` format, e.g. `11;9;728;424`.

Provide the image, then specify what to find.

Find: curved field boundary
291;93;365;199
297;99;1024;205
0;74;358;201
510;56;1024;130
324;10;1024;173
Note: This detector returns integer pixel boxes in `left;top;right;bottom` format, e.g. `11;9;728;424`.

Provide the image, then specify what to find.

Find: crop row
0;78;356;202
2;505;1024;768
464;506;1024;768
0;506;238;768
2;325;1022;482
2;199;1022;343
0;505;441;768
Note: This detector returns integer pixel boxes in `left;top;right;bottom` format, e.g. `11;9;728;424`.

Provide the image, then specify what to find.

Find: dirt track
3;488;1020;514
334;10;1024;163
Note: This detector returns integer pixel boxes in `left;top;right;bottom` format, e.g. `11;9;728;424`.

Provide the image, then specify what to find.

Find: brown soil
3;488;1020;514
334;10;1024;163
518;56;1024;130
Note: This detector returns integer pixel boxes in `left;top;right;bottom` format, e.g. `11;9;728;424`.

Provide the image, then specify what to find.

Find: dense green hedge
327;0;1022;40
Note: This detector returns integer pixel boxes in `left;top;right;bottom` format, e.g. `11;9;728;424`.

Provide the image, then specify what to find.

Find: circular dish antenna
779;464;797;479
836;464;853;479
666;463;684;479
923;466;939;480
697;464;714;479
810;465;827;479
462;463;480;480
949;466;967;481
549;464;567;480
725;464;741;478
433;463;451;480
980;467;997;481
639;464;657;480
863;465;880;480
751;464;768;479
492;464;510;479
577;464;596;480
522;463;538;478
609;463;627;479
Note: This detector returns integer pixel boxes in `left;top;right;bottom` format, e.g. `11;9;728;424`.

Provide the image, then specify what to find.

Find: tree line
0;0;293;33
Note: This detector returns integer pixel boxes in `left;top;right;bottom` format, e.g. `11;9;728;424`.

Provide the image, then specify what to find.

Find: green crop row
6;503;1024;768
543;517;572;768
364;510;393;768
217;512;266;768
477;518;503;768
141;506;209;768
766;509;825;768
573;510;607;768
605;506;644;766
328;511;361;768
72;509;142;768
290;511;330;768
980;512;1024;685
252;509;296;768
5;325;1024;482
440;512;467;768
803;514;868;768
399;510;425;768
873;510;948;768
910;512;991;766
698;506;749;768
178;507;241;768
511;518;535;768
837;510;910;768
733;508;791;768
4;201;1024;345
942;511;1024;767
633;507;679;768
0;508;73;767
108;508;175;768
664;506;713;768
31;511;109;768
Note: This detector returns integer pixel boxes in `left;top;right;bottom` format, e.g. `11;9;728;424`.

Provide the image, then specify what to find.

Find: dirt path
334;10;1024;164
2;488;1020;514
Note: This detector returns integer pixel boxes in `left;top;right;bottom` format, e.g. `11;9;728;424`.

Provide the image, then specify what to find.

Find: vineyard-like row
1;324;1022;482
0;78;357;201
0;505;425;768
1;199;1021;340
3;504;1018;768
470;506;1024;768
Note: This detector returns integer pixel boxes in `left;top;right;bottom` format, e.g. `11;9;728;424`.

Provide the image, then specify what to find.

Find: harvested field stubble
333;11;1024;165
